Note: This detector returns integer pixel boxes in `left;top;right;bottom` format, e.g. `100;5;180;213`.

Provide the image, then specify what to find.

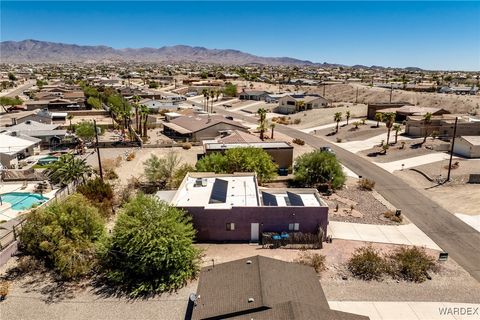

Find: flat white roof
0;133;40;155
171;174;259;208
205;142;292;150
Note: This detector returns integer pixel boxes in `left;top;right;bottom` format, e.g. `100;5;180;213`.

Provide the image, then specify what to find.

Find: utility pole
389;84;393;103
355;87;359;104
93;120;103;181
323;84;326;97
446;117;458;182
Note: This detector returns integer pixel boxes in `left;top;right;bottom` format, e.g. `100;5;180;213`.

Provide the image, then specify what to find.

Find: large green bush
102;193;201;296
19;194;106;279
196;147;278;184
294;150;345;189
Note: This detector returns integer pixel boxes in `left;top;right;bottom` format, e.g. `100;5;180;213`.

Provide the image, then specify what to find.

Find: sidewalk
329;301;480;320
455;213;480;233
333;132;411;154
328;221;441;250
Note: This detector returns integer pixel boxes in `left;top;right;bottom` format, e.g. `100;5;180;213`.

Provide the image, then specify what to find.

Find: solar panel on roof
262;192;278;206
287;191;304;206
209;179;229;204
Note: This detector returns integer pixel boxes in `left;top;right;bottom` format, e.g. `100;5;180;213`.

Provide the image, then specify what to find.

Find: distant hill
0;40;322;66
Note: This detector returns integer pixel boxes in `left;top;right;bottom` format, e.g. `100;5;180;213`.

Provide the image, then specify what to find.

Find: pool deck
0;182;57;221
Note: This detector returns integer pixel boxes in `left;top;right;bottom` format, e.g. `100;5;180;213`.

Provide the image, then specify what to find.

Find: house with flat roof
376;105;450;121
275;94;328;114
405;114;480;138
162;115;248;141
3;120;68;148
159;172;329;242
0;132;40;169
188;256;369;320
453;136;480;158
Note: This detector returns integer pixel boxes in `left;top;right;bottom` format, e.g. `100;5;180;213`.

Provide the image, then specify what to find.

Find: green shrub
388;246;438;282
295;252;327;274
347;246;388;281
101;194;201;296
77;178;115;216
19;194;106;279
196;147;277;184
294;150;346;189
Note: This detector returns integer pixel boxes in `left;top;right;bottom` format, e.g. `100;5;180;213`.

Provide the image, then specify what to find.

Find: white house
453;136;480;158
275;94;329;114
0;132;41;168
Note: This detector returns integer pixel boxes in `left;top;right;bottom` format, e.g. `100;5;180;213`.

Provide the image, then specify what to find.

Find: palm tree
67;114;74;131
393;124;401;144
257;108;267;140
140;105;150;138
270;123;276;139
375;112;384;127
202;89;209;111
210;90;215;113
46;154;92;186
132;95;141;132
215;90;221;101
384;112;396;145
334;112;342;133
346;110;351;125
422;112;432;144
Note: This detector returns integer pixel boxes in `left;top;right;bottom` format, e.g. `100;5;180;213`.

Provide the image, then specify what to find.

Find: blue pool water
37;156;58;165
0;192;48;211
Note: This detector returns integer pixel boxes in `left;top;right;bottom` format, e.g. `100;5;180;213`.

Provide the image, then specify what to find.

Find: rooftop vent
248;298;255;303
246;260;252;265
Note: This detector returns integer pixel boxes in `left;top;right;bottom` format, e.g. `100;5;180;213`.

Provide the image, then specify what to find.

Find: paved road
214;106;480;282
0;80;35;98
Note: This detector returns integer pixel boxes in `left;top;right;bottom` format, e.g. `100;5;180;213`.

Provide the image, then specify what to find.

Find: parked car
320;146;335;155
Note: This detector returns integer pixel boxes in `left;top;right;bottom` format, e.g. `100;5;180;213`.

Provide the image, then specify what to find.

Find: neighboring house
239;90;270;101
275;94;328;114
5;120;67;147
26;98;85;111
158;172;329;242
439;86;478;95
203;141;294;172
162;115;248;141
188;256;369;320
0;132;41;168
376;105;450;121
405;115;480;138
139;98;177;113
453;136;480;158
366;102;412;120
0;109;53;127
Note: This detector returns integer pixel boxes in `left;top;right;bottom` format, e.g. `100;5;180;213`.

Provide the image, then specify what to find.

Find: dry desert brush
347;246;389;281
388;246;438;282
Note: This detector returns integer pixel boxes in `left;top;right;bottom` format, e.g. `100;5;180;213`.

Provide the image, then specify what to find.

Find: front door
250;223;259;242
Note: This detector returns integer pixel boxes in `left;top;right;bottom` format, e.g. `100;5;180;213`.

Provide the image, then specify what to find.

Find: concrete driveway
333;133;411;154
327;221;441;250
374;153;457;173
455;214;480;233
329;301;480;320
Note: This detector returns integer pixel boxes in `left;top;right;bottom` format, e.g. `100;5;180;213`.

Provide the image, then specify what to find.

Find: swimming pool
37;156;58;165
0;192;49;211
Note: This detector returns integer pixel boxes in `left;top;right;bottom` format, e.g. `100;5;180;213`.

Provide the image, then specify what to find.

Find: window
226;223;235;231
288;223;299;231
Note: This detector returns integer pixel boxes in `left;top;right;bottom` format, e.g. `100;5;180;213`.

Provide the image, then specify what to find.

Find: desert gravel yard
359;139;440;163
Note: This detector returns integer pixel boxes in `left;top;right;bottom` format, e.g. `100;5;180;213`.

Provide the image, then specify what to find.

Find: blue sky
1;1;479;70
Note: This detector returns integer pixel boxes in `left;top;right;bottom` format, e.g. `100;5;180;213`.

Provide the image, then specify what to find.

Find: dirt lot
316;121;385;142
233;81;480;114
395;158;480;215
359;139;440;163
83;146;203;185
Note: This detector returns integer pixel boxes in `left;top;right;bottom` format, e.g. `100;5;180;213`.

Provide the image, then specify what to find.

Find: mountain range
0;40;326;66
